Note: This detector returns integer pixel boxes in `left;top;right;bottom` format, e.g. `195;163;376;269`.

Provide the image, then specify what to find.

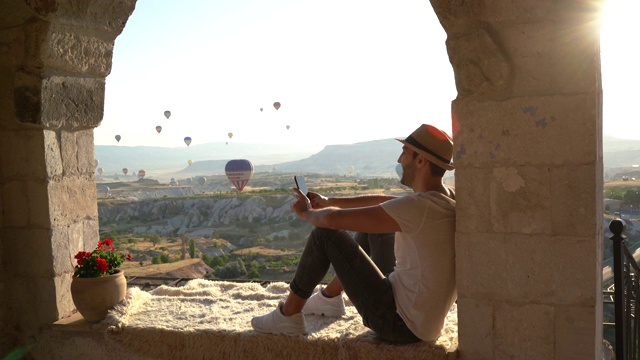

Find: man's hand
307;191;329;209
291;187;312;219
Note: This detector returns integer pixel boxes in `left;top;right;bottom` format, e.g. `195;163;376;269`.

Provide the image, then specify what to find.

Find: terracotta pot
71;269;127;323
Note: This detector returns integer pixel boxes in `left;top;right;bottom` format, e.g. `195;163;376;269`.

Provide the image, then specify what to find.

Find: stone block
48;176;98;226
455;168;492;234
494;303;554;359
44;129;63;178
54;272;75;318
489;166;552;234
27;180;51;228
457;298;493;360
4;275;62;331
453;95;599;167
41;75;105;129
76;129;95;173
0;129;47;179
2;181;28;227
550;164;600;237
496;21;599;96
2;228;54;278
60;130;78;175
51;222;82;276
456;232;597;305
0;26;25;68
555;305;598;359
445;28;511;97
26;0;136;34
43;22;115;77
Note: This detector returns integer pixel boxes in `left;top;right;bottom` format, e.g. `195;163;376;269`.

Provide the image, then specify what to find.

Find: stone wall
0;0;136;355
431;1;603;359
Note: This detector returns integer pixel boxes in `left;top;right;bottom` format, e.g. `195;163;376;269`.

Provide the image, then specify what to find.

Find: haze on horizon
94;0;639;150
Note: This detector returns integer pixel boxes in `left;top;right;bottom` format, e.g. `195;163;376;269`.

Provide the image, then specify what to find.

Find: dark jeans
354;231;396;276
290;228;420;344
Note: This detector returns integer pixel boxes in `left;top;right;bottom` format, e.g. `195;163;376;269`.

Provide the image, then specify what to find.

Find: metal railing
608;218;640;360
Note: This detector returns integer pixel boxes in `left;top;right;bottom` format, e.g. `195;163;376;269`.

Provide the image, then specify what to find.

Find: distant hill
94;135;640;180
94;142;320;175
176;139;402;178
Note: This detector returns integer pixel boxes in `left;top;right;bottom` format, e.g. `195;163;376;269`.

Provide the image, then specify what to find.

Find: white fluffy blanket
103;279;458;360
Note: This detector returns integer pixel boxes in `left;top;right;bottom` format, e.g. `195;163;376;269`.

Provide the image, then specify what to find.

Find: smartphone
294;175;309;196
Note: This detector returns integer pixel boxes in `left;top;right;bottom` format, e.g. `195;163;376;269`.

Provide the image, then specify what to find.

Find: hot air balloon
196;176;206;186
188;160;193;166
395;163;403;179
96;167;104;175
260;108;263;112
286;125;290;130
164;110;171;119
227;132;233;139
347;165;354;175
273;102;281;110
225;159;254;193
137;169;146;179
122;168;128;175
156;126;162;133
184;137;192;146
94;159;99;167
115;134;121;142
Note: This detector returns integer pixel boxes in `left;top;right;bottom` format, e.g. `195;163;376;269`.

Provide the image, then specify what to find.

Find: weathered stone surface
14;70;43;124
0;1;35;29
454;167;492;234
457;232;597;305
445;26;511;97
26;0;136;34
495;303;554;359
2;228;54;277
43;129;63;179
41;76;105;129
457;298;493;359
555;305;600;359
489;166;552;234
48;176;98;226
453;94;599;167
43;22;115;76
550;164;600;237
4;275;61;330
27;181;51;228
1;181;29;227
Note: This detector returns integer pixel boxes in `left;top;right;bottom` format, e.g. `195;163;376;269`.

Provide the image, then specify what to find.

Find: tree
189;238;196;259
179;234;189;260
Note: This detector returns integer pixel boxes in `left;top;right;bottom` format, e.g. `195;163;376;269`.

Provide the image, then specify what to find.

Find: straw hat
396;124;454;170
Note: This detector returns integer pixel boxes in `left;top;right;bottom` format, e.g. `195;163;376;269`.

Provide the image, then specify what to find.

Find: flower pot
71;269;127;323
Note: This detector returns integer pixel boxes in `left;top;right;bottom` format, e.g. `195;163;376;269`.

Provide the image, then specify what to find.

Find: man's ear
416;155;428;168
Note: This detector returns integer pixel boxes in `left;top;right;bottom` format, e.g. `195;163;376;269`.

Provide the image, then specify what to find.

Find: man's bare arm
308;191;397;209
293;189;400;233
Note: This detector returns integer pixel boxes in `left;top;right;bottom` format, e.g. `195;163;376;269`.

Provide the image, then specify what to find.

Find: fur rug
103;279;458;360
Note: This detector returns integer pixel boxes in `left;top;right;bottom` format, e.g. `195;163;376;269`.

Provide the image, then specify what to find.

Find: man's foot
302;288;346;317
251;302;308;335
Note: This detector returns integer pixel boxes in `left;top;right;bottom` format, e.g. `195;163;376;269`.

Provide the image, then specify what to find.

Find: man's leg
321;232;395;297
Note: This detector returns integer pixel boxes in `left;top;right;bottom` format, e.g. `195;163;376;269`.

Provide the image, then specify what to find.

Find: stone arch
0;1;604;358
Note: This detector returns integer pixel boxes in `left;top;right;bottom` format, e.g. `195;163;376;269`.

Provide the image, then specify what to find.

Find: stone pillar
0;0;135;353
432;1;604;359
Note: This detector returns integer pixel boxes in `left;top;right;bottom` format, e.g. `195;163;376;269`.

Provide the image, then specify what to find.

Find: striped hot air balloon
225;159;254;193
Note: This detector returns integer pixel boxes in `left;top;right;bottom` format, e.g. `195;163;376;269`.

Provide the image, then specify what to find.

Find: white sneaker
251;302;308;335
302;288;346;317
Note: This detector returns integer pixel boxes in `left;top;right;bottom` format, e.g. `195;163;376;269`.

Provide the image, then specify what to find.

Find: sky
94;0;639;150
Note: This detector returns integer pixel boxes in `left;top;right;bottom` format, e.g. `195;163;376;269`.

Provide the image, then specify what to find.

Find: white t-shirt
381;191;456;341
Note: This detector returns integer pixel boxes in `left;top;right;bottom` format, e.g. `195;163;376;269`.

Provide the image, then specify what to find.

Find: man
251;124;456;343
